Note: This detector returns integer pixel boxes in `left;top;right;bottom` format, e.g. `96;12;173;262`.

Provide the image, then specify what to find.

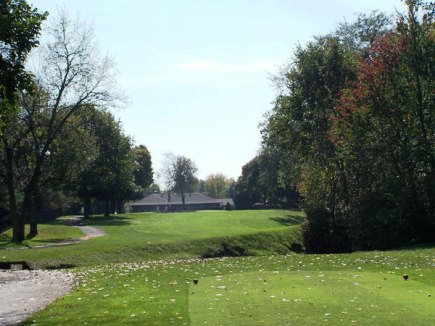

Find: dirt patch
0;269;74;325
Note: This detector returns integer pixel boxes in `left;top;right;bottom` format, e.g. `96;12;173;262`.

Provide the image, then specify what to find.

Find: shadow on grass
392;242;435;251
269;214;304;226
26;238;78;244
84;214;132;226
0;233;13;247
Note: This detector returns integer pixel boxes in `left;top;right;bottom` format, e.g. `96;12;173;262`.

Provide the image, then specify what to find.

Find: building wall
131;203;221;212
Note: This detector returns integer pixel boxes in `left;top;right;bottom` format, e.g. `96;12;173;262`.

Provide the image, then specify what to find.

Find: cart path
3;216;107;250
0;270;74;325
32;216;107;247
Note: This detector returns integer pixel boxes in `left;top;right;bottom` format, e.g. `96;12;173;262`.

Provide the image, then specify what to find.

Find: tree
77;109;136;218
157;152;177;193
235;151;298;209
0;0;47;130
261;2;433;252
329;0;434;248
132;145;153;191
1;10;121;242
235;157;263;209
261;35;357;251
171;156;198;207
261;10;396;252
158;153;198;207
336;11;393;57
204;173;232;198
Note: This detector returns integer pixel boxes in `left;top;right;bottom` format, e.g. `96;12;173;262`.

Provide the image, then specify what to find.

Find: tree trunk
116;200;123;214
83;195;92;219
7;174;23;243
25;188;38;237
104;199;110;217
23;166;42;238
181;190;186;209
4;144;24;243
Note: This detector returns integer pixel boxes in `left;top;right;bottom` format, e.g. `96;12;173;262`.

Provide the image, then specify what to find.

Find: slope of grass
0;210;303;269
0;223;83;249
86;209;303;242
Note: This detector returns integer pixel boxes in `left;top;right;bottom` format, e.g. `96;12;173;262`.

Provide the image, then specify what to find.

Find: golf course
1;210;433;325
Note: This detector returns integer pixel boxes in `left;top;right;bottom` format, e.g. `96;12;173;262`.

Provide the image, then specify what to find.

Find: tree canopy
261;1;434;252
0;0;47;130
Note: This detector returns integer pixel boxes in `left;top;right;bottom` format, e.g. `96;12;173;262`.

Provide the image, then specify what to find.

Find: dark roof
131;192;222;206
218;198;235;206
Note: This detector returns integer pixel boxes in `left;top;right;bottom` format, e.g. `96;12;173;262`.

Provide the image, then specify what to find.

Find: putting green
189;271;434;325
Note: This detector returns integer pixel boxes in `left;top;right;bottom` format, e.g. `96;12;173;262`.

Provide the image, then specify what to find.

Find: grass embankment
0;221;83;248
0;210;303;269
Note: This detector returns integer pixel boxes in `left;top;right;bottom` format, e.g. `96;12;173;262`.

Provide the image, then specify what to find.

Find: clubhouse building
130;192;235;212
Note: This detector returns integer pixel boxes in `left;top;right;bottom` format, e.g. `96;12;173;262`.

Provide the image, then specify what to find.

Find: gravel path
0;270;74;325
0;217;106;324
67;216;107;239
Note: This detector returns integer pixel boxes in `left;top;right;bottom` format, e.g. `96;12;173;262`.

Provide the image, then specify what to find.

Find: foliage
132;145;153;191
235;151;299;209
261;3;434;252
77;109;137;217
0;0;47;129
336;10;393;56
329;2;435;249
0;9;122;242
203;173;233;198
159;153;198;206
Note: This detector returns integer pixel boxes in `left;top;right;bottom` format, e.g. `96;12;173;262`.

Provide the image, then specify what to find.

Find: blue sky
32;0;406;181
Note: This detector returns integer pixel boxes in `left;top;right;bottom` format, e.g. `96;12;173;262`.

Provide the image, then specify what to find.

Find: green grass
0;222;83;249
23;249;435;325
0;210;303;268
1;209;434;325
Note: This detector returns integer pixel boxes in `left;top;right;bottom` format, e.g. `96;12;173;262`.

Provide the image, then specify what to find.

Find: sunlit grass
3;209;433;325
0;210;303;268
23;248;435;325
0;223;83;248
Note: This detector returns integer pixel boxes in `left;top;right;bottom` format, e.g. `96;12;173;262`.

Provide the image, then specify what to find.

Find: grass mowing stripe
188;271;435;325
23;249;434;325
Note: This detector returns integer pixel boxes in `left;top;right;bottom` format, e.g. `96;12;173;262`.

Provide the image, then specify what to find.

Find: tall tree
262;2;433;252
132;145;153;191
1;10;121;242
329;0;434;248
235;151;298;209
204;173;232;198
171;156;198;207
261;10;395;252
77;109;136;218
262;35;357;251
